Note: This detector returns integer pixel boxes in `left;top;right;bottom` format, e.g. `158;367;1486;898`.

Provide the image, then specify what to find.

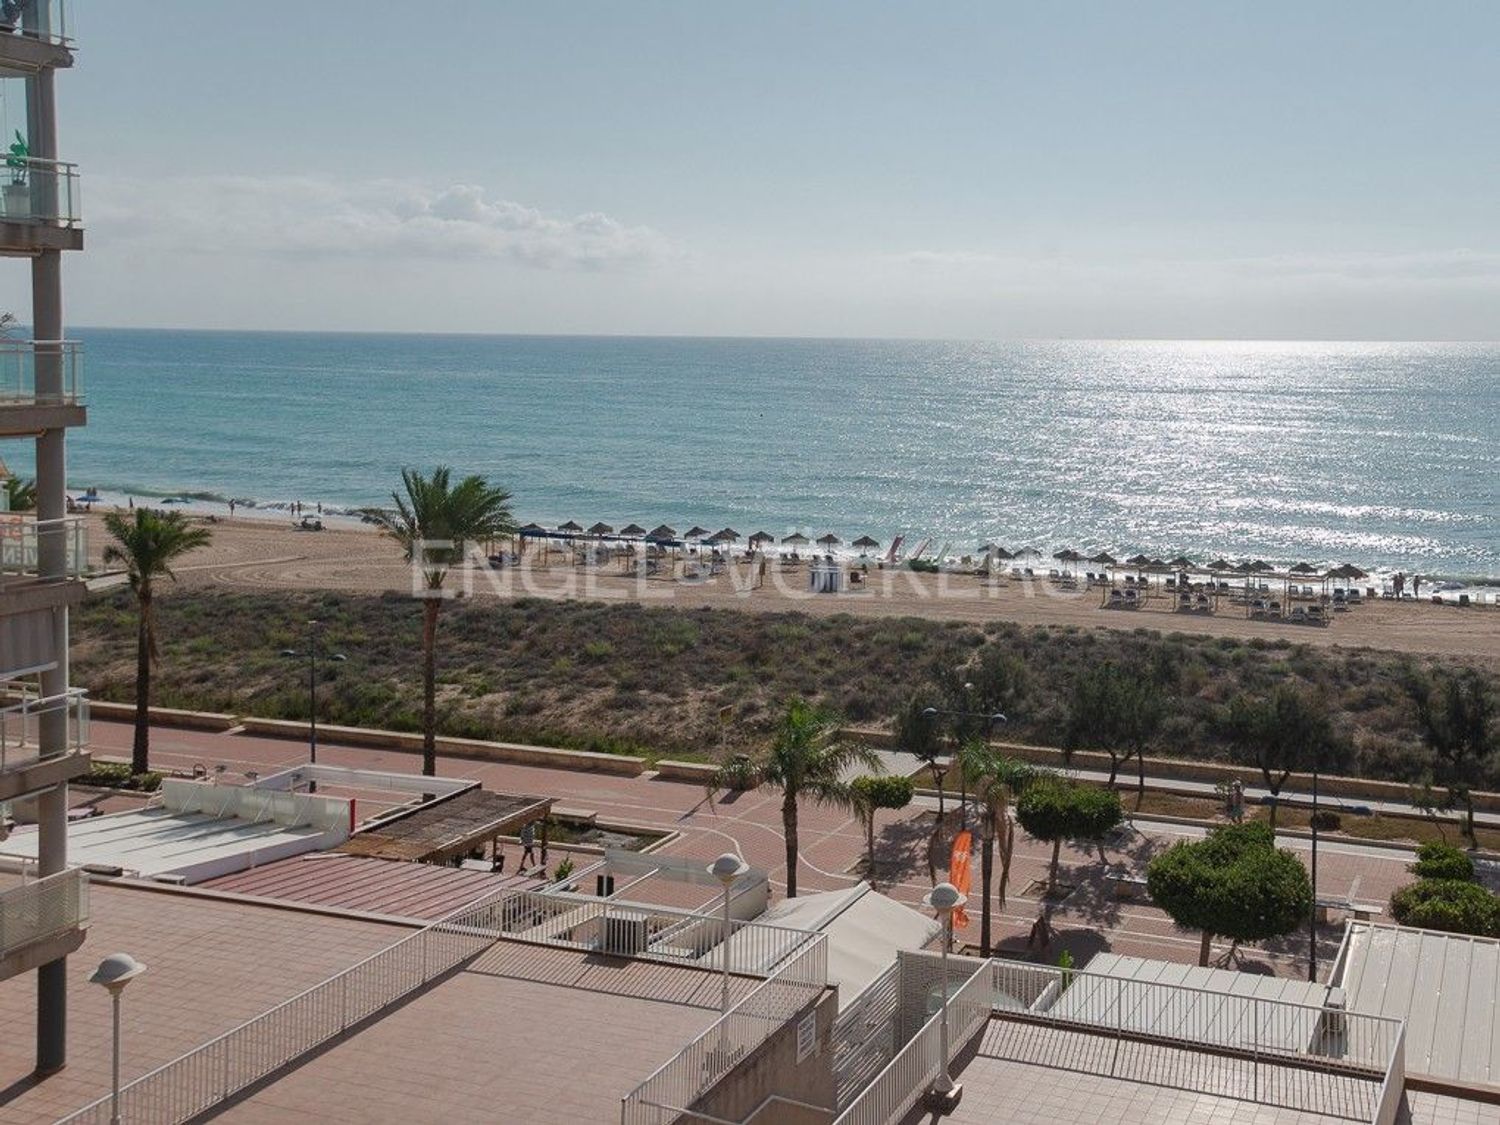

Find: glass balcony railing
0;157;80;226
0;514;88;578
0;1;71;47
0;339;81;406
0;687;88;773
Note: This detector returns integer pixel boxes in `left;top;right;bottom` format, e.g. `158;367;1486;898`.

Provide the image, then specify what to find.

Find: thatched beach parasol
749;531;775;547
557;520;583;534
586;522;614;537
647;524;677;541
684;526;710;541
817;533;842;548
781;532;810;546
619;523;647;538
852;535;880;550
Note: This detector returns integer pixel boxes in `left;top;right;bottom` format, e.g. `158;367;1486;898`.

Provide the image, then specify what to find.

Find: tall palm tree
102;509;212;774
367;467;515;776
756;699;879;897
960;741;1037;956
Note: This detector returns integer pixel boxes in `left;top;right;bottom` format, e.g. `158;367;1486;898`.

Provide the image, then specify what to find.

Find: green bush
81;761;163;791
1390;879;1500;936
1309;810;1341;832
1410;841;1475;882
850;774;915;811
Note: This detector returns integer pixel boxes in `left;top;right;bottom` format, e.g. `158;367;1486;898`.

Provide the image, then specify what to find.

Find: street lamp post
708;853;750;1015
923;882;967;1114
89;953;146;1125
1309;758;1320;983
280;620;346;785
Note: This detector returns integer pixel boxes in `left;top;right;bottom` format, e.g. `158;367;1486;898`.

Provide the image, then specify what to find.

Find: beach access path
80;514;1500;663
80;718;1435;979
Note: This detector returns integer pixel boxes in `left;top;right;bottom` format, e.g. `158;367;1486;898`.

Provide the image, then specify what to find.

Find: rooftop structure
200;852;541;921
336;787;552;863
0;0;89;1077
1333;920;1500;1090
0;778;352;883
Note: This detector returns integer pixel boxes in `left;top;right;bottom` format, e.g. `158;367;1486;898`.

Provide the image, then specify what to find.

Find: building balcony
0;867;89;982
0;687;89;797
0;1;72;75
0;338;83;433
0;514;88;582
0;157;81;252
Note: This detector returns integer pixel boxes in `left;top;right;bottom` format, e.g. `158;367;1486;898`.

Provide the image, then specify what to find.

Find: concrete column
29;58;70;1074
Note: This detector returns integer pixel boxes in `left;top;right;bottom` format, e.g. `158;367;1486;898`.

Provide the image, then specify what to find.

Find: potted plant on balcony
4;131;28;217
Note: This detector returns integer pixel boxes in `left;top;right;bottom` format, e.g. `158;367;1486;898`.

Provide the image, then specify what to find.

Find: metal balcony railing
0;687;87;772
0;157;80;226
0;514;88;578
0;1;71;46
0;339;82;406
0;867;88;953
0;867;89;960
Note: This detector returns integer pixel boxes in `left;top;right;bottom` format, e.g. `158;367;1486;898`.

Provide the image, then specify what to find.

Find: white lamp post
708;853;750;1015
923;882;967;1113
89;953;146;1125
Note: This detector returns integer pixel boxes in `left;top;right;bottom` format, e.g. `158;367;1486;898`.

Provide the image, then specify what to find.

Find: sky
16;1;1500;338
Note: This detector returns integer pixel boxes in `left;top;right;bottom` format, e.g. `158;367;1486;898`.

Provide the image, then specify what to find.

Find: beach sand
85;513;1500;663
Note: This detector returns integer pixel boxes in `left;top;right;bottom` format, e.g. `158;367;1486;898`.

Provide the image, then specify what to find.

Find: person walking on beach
519;821;539;870
228;499;236;520
1393;572;1404;598
1412;574;1422;599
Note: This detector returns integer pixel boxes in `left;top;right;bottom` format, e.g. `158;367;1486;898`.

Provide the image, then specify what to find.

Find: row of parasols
1032;548;1371;583
516;521;881;551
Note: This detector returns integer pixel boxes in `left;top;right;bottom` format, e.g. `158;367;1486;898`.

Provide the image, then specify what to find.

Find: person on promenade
519;821;539;870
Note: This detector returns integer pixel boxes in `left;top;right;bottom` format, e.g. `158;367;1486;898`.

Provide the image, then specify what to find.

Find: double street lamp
920;703;1008;820
280;619;346;781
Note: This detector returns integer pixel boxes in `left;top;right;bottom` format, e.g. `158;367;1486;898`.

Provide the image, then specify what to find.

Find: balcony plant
4;131;28;217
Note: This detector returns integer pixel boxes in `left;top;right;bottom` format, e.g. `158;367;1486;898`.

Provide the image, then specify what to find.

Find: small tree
102;509;212;774
1016;779;1123;894
1147;821;1313;966
1409;671;1496;845
960;742;1037;955
3;475;35;511
1064;663;1163;799
1222;686;1338;829
850;774;914;886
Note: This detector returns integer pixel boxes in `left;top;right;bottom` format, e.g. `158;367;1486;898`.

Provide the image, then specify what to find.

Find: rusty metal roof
201;853;542;920
337;790;553;863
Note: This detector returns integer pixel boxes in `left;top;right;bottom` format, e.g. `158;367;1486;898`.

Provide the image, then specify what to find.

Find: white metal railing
472;888;819;976
0;339;82;405
621;931;829;1125
833;962;900;1109
0;687;87;772
988;960;1406;1122
0;156;80;225
0;866;88;958
0;0;71;45
833;961;993;1125
54;883;514;1125
0;514;88;578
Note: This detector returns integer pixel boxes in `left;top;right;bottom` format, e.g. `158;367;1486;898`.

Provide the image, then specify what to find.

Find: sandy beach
82;512;1500;663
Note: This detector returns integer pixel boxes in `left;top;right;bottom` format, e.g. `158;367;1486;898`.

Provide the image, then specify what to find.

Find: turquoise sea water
36;331;1500;579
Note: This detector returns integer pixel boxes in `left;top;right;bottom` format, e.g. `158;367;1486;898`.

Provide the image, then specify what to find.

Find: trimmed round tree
1410;841;1475;882
850;774;915;885
1016;779;1124;894
1147;821;1313;966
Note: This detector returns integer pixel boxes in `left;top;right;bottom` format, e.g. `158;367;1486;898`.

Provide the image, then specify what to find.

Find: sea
25;330;1500;583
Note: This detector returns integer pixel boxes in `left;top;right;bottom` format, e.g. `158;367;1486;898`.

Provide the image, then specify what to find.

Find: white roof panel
1338;920;1500;1087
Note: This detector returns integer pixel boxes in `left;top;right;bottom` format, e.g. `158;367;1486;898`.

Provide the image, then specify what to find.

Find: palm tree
755;699;879;897
4;475;36;511
960;740;1037;956
367;467;515;776
102;509;212;774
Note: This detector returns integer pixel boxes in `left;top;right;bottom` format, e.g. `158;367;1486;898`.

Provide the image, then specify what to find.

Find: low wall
89;700;238;732
236;717;648;776
690;989;838;1124
844;726;1500;813
653;759;719;784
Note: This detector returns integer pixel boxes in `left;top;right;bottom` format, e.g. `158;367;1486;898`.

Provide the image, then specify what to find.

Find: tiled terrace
215;940;762;1124
0;881;408;1124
